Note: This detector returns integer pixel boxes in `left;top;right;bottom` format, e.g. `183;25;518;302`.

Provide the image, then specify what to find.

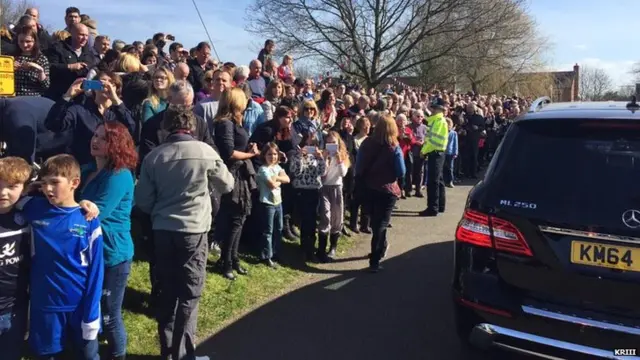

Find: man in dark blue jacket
45;23;97;101
0;97;70;164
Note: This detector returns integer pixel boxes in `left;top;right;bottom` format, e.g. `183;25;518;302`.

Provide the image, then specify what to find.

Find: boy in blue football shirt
0;157;33;360
17;154;104;360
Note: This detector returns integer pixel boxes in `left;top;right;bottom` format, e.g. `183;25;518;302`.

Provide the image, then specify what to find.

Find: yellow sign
571;240;640;272
0;55;15;97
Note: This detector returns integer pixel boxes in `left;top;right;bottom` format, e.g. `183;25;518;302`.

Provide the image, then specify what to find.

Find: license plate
571;241;640;271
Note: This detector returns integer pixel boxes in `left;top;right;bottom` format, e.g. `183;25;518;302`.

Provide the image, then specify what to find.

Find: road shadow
196;241;516;360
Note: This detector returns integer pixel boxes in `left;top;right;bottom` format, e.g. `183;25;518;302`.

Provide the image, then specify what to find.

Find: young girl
256;143;291;267
318;131;350;262
278;55;294;83
289;131;326;262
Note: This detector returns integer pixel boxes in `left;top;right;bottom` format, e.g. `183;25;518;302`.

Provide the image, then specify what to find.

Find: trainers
446;182;455;188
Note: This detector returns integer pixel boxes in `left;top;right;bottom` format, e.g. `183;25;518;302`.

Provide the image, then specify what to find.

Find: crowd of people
0;5;534;360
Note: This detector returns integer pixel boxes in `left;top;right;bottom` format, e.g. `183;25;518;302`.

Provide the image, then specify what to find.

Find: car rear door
485;118;640;317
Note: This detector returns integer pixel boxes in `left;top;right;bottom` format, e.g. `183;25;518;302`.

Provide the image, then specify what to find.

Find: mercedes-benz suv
453;97;640;359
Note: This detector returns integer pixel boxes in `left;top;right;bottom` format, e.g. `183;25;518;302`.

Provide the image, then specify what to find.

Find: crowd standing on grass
0;5;535;360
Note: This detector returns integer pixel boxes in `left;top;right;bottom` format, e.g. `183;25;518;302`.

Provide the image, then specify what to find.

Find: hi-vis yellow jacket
420;112;449;155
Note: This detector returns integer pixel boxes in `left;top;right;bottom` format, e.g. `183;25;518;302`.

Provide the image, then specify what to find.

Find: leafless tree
413;0;547;93
246;0;542;88
579;66;613;101
294;63;316;82
1;0;34;28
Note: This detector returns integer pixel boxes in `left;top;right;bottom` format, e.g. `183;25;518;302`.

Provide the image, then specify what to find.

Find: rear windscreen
491;119;640;226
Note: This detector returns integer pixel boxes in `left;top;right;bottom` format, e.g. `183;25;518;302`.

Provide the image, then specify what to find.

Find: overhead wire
190;0;221;61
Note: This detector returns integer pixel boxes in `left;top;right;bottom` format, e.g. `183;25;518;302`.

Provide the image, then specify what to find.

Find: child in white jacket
317;131;350;262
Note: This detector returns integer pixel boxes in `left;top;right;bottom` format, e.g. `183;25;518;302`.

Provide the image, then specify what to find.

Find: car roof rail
528;96;552;113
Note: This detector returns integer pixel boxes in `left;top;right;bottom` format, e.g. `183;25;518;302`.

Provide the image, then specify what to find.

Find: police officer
419;97;449;217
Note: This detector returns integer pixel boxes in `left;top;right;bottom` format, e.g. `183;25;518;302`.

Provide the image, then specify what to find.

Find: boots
303;236;316;262
316;232;330;263
221;260;235;280
328;232;340;258
232;259;248;275
282;215;296;240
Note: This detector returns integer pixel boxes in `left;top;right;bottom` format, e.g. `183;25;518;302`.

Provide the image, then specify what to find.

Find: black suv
453;97;640;359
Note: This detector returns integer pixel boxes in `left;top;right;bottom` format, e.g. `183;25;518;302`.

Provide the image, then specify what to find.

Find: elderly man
174;62;190;82
247;59;266;98
139;80;215;167
92;35;110;59
136;104;233;360
45;23;95;101
135;80;216;322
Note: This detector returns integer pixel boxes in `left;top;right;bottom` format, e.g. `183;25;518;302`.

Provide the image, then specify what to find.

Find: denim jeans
102;260;132;358
260;203;283;260
444;154;455;184
0;307;27;360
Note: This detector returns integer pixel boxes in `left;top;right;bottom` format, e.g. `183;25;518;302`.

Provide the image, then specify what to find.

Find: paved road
198;182;520;360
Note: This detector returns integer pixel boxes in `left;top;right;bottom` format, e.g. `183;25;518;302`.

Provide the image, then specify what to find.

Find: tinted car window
490;119;640;230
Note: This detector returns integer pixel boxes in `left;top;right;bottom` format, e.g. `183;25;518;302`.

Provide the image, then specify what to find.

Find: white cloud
552;58;636;87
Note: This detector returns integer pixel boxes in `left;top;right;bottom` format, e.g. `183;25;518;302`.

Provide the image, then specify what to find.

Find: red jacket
398;127;416;157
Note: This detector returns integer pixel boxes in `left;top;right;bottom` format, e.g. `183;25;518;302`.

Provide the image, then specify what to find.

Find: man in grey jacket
135;104;234;360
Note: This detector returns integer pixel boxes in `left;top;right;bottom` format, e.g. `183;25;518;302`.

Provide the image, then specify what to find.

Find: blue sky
34;0;639;87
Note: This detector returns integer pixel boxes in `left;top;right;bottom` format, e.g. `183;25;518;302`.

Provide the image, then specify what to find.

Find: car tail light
455;209;533;257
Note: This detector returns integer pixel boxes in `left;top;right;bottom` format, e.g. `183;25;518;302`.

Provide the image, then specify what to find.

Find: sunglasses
304;107;315;111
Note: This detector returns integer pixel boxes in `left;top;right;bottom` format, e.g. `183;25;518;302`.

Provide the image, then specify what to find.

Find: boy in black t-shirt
0;157;32;360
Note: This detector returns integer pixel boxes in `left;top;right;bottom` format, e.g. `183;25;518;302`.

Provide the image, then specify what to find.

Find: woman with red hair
78;121;137;360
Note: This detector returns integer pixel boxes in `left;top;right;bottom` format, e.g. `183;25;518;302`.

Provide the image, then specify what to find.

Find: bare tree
450;0;548;93
246;0;541;88
579;66;613;101
1;0;33;27
295;63;316;82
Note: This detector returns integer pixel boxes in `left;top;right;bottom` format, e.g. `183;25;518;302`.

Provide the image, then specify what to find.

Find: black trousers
426;151;446;212
463;138;480;178
217;195;248;268
403;151;414;192
295;188;320;255
368;189;397;266
350;179;370;229
281;183;295;218
411;149;425;191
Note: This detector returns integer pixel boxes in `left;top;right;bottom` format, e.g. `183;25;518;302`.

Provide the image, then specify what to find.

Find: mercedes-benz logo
622;209;640;229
